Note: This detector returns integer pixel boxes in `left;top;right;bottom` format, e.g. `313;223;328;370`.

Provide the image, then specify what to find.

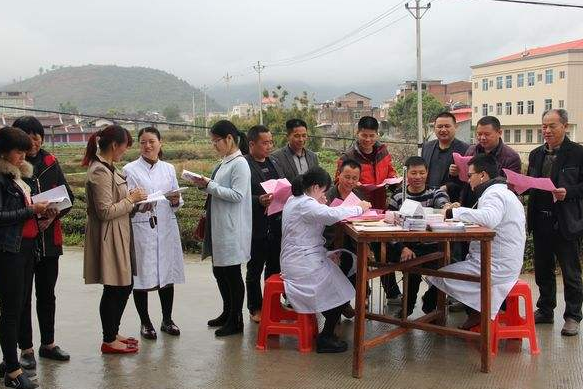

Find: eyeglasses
467;172;480;179
211;138;225;145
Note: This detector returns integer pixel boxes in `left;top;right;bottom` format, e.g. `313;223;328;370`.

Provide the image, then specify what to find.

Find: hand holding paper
32;185;72;212
260;178;292;215
452;153;472;183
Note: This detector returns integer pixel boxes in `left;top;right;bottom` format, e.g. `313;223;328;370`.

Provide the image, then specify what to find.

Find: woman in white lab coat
280;167;371;353
428;154;525;329
123;127;185;340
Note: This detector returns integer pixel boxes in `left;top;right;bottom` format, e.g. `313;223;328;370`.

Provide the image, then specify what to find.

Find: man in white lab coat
428;154;526;329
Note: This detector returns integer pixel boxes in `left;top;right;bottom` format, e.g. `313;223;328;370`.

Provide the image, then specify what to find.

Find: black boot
208;275;230;327
215;313;243;337
316;334;348;353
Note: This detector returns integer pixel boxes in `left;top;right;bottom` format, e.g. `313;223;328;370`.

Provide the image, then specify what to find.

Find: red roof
486;38;583;65
450;108;471;123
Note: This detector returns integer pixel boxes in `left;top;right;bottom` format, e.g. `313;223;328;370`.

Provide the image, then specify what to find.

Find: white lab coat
123;157;185;290
427;183;525;319
280;195;362;314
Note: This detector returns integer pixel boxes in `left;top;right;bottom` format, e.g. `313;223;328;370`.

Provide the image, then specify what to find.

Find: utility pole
203;85;208;135
406;0;431;156
224;72;233;117
191;91;196;123
253;61;266;125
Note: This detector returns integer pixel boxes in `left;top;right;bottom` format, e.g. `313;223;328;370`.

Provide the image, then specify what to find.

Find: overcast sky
2;0;582;90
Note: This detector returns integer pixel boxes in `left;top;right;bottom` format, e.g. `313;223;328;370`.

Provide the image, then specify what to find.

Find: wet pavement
25;248;583;389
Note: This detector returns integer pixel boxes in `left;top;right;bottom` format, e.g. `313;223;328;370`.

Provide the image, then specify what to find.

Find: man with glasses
527;109;583;336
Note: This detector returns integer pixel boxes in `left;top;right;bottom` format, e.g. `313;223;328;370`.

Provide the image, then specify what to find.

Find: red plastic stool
492;279;540;355
256;274;318;352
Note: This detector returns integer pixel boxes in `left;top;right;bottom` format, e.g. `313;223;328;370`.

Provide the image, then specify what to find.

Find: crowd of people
0;108;581;387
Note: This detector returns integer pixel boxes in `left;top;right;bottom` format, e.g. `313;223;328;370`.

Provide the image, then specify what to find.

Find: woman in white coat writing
123;127;185;340
429;154;526;329
190;120;252;337
280;167;371;353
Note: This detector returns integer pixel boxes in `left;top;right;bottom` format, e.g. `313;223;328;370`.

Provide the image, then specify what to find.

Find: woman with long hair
123;127;185;340
82;125;147;354
189;120;252;337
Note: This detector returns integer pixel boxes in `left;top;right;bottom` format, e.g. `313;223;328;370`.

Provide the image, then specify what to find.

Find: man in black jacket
244;125;285;323
12;116;74;365
527;109;583;336
271;118;319;181
422;112;469;202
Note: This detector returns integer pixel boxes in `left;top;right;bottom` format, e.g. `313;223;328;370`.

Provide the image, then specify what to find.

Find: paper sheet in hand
360;177;403;191
453;153;472;183
260;178;292;216
137;191;168;205
164;187;189;197
502;168;557;195
181;169;203;182
32;185;72;212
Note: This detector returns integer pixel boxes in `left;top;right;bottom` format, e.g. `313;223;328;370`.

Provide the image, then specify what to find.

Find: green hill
2;65;222;114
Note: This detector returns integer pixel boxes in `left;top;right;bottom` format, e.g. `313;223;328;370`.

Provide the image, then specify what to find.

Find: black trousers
133;286;174;326
533;218;583;322
19;256;59;350
0;239;35;374
100;284;133;343
321;303;346;337
213;264;244;325
246;235;281;313
372;243;401;298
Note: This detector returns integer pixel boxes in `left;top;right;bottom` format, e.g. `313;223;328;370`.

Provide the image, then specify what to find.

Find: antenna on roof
521;45;529;57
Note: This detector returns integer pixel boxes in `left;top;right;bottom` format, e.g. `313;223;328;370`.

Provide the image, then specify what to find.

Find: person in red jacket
335;116;401;302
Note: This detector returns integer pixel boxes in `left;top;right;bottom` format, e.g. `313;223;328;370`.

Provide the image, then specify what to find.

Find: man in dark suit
422;111;469;202
244;125;286;323
527;109;583;336
271;118;319;181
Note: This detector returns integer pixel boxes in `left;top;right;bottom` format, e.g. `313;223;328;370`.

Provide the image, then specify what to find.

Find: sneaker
561;318;579;336
534;309;554;324
316;334;348;353
19;353;36;371
4;372;38;389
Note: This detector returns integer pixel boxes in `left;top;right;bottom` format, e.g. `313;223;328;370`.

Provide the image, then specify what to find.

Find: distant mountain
209;79;402;108
2;65;222;114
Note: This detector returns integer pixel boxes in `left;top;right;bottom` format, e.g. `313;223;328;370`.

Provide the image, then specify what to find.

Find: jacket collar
222;149;242;164
472;177;506;200
0;158;33;179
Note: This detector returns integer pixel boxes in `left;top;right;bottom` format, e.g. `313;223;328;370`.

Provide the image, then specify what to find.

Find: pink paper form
260;178;292;216
360;177;403;191
453;153;472;183
502;168;557;195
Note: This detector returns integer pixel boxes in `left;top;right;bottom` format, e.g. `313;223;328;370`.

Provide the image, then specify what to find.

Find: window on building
559;70;566;79
537;73;543;82
537;129;543;143
527;72;535;86
489;105;493;113
482;78;488;91
544;99;552;111
474;82;478;89
517;101;524;115
559;100;565;108
496;103;502;116
353;112;360;120
526;129;533;143
545;69;553;84
506;75;512;88
505;102;512;115
514;129;521;143
504;130;511;143
527;100;535;114
357;101;364;109
517;73;524;87
489;80;494;87
496;76;503;89
482;104;488;116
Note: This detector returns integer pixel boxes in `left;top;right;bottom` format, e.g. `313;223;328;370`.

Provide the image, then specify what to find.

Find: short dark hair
0;126;33;154
468;154;498;180
476;116;501;131
291;166;332;196
434;111;456;124
12;116;45;140
405;156;428;169
357;116;379;132
339;158;361;172
285;119;307;135
247;125;271;142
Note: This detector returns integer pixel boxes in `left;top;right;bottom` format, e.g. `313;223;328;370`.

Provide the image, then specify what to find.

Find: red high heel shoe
101;343;139;354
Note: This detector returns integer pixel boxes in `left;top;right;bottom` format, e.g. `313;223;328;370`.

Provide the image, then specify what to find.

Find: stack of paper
32;185;72;212
402;218;427;231
329;192;362;208
260;178;292;216
137;191;168;205
181;169;203;182
428;221;466;232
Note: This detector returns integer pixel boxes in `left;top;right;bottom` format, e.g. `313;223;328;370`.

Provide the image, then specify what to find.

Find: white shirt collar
222;149;242;164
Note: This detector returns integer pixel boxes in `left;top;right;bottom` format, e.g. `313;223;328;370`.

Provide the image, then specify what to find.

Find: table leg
480;240;492;373
435;242;450;326
352;242;369;378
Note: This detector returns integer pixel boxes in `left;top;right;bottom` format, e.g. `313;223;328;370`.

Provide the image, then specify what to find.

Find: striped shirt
388;187;449;211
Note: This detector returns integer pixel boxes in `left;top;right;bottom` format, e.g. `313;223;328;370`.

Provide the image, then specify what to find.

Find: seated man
388;156;449;317
428;154;525;329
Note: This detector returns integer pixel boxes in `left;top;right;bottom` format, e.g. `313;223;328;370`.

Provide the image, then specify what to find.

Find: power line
489;0;583;8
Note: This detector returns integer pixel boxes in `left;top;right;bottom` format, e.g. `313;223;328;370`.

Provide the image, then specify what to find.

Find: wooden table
341;224;496;378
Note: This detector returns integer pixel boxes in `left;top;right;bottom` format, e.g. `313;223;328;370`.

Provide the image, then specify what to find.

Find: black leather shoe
19;353;36;370
4;372;38;389
316;334;348;353
0;363;37;381
161;320;181;336
215;315;243;337
534;309;554;324
207;313;228;328
140;324;157;340
39;345;70;361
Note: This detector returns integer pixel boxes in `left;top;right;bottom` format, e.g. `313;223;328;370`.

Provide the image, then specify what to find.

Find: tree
58;101;79;114
38;67;44;75
163;105;182;122
387;92;446;141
